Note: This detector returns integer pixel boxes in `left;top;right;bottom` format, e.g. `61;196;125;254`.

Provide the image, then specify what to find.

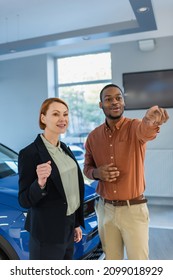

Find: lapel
34;134;67;199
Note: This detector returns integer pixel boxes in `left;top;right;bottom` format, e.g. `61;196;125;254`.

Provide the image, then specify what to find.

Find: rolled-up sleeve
136;117;160;144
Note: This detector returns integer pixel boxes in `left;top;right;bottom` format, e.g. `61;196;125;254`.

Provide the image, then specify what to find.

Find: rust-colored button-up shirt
83;116;159;200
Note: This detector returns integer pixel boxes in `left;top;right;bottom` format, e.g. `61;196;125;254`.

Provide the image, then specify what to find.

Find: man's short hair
100;84;124;101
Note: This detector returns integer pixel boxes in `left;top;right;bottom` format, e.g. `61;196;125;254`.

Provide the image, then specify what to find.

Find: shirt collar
40;134;62;152
104;116;125;131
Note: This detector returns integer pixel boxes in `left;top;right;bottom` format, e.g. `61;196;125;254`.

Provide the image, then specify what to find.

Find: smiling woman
18;97;85;260
0;142;103;260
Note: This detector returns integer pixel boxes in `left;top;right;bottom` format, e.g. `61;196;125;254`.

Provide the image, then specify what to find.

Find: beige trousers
95;198;149;260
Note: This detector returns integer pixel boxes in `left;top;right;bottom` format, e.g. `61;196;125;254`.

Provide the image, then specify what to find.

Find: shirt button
109;135;112;138
110;156;113;159
110;144;112;147
114;190;116;193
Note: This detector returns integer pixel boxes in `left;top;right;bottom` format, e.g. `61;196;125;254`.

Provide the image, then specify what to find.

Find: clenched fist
36;160;52;188
145;105;169;126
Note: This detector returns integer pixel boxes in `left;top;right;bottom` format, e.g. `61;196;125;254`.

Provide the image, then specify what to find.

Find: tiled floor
149;228;173;260
148;204;173;260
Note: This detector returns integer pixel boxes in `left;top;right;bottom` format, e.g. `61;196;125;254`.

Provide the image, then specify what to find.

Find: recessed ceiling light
137;7;150;13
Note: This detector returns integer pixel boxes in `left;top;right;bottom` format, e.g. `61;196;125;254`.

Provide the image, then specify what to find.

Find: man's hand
93;163;120;182
145;105;169;126
36;161;52;188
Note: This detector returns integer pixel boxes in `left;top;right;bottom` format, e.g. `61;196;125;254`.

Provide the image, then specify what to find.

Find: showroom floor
148;204;173;260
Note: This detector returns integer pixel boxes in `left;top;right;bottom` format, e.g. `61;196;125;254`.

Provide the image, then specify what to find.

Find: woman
18;97;84;260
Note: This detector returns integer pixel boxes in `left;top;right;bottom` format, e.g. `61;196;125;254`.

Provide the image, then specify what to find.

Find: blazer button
41;192;47;196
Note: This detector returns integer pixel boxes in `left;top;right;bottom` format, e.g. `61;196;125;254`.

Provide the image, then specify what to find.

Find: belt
102;195;147;207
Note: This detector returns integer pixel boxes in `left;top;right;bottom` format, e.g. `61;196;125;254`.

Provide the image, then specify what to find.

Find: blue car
0;143;103;260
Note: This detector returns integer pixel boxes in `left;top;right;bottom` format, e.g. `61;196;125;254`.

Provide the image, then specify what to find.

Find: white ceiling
0;0;173;60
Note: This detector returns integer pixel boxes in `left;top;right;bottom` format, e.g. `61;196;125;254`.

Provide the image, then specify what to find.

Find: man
83;84;169;260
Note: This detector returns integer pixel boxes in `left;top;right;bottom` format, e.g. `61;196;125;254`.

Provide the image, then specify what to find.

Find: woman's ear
41;113;45;124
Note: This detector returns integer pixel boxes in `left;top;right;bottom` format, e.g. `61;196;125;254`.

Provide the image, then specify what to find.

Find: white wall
0;54;54;152
111;36;173;200
111;37;173;88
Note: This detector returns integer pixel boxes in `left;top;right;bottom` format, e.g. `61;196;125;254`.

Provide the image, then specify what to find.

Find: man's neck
106;118;120;131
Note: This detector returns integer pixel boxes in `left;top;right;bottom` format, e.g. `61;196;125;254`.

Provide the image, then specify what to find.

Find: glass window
58;52;111;84
56;52;112;144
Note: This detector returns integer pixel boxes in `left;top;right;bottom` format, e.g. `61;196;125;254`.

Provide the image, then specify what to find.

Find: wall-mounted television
123;69;173;110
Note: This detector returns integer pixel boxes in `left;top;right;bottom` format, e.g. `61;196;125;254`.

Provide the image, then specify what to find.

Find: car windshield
0;144;18;178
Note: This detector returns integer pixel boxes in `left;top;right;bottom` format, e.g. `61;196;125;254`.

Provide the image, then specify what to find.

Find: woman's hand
36;160;52;188
74;227;82;243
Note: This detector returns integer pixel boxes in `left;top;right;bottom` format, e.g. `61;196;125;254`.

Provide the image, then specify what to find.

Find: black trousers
29;213;75;260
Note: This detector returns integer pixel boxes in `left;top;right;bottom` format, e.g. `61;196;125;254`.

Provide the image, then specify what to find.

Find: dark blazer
18;134;84;243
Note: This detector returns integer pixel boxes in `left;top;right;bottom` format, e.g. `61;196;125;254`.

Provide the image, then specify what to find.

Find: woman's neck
42;132;59;146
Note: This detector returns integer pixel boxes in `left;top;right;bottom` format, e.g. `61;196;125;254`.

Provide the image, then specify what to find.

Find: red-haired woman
18;98;84;260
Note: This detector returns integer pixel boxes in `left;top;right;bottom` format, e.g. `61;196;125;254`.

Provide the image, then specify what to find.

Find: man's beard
102;106;124;120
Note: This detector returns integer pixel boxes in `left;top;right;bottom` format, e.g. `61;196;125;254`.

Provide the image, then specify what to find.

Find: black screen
123;69;173;110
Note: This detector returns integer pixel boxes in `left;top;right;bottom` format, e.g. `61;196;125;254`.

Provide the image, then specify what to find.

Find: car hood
0;174;24;211
84;180;98;201
0;174;98;210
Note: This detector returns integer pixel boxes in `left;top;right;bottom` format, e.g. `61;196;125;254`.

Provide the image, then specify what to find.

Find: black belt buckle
112;200;127;206
112;200;117;206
